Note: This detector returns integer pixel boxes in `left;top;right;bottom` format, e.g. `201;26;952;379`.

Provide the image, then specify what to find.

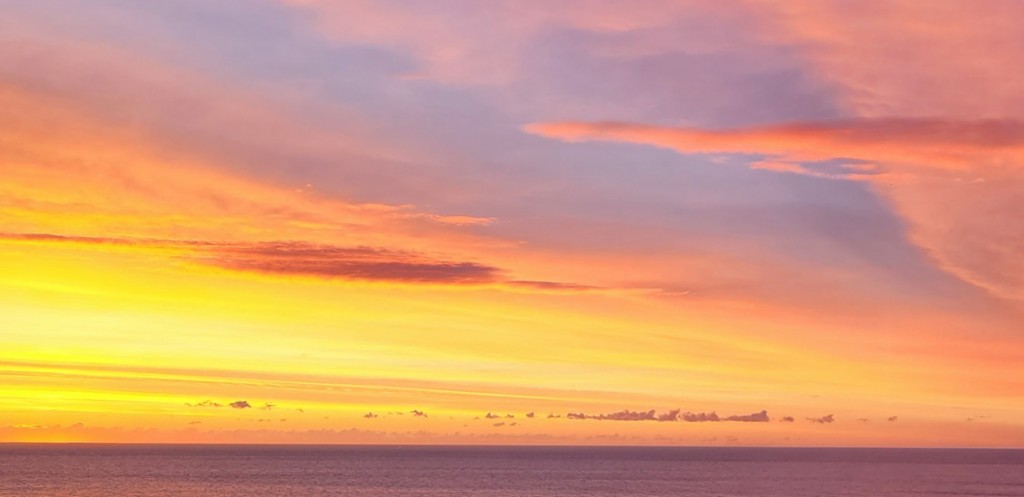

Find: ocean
1;445;1022;496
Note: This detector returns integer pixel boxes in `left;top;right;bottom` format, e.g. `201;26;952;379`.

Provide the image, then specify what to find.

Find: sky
1;0;1022;447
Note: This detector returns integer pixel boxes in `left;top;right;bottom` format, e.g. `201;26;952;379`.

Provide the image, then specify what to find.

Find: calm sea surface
1;445;1022;497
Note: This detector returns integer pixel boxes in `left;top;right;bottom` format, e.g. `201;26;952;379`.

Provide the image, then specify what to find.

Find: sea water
1;445;1022;496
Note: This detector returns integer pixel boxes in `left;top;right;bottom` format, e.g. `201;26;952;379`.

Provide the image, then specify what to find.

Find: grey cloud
593;409;658;421
186;400;223;408
560;408;764;423
682;412;720;422
780;416;795;423
724;410;770;423
657;409;681;422
1;233;594;290
230;400;252;409
807;414;835;424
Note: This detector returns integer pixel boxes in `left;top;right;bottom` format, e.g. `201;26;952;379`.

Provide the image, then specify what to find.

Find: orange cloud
526;119;1024;173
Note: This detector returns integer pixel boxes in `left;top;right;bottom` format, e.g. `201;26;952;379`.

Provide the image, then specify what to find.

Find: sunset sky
2;0;1023;447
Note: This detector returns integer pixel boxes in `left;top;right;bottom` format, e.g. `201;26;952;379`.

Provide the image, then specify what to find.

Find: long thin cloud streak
0;234;601;290
525;119;1024;173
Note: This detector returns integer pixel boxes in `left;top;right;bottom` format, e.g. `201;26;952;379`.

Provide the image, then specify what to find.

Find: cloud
807;414;835;424
507;280;601;292
558;408;767;422
681;412;720;422
484;412;500;419
525;119;1024;174
363;412;378;419
230;401;252;409
724;410;770;422
526;119;1024;302
564;410;659;421
656;409;680;422
594;409;658;421
780;416;795;423
411;410;428;417
259;403;276;411
211;242;499;284
887;416;898;422
1;233;602;291
525;412;535;418
186;400;223;408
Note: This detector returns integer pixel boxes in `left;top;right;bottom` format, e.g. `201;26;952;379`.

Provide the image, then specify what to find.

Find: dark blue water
1;445;1022;496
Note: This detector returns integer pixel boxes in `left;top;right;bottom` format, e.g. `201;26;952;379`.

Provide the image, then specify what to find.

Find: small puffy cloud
682;412;720;423
559;408;763;423
411;410;428;417
485;412;500;419
525;412;535;418
807;414;835;424
186;400;223;408
780;416;795;423
230;401;252;409
657;409;680;422
887;416;899;422
724;410;770;423
594;410;657;421
363;412;378;419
